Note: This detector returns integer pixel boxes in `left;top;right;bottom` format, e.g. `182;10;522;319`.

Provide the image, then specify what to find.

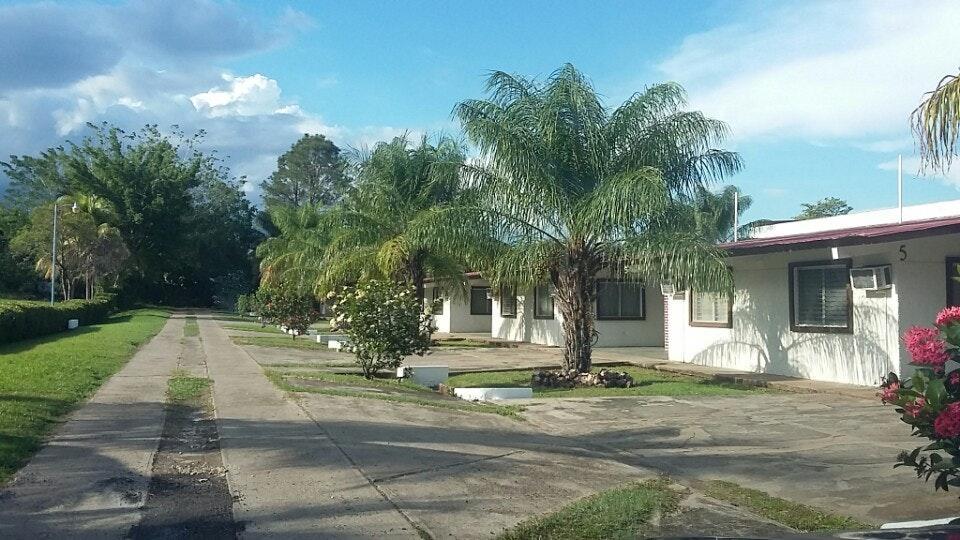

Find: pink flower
878;381;900;404
904;397;927;418
937;306;960;328
951;371;960;386
935;402;960;438
904;326;950;370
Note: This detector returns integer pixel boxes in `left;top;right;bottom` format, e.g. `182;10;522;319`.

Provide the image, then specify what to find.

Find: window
431;288;444;315
534;284;554;319
789;260;852;333
596;280;645;320
470;286;492;315
689;290;732;328
500;286;517;317
947;257;960;307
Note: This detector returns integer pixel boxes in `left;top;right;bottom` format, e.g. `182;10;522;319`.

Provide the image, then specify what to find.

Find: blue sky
1;0;959;223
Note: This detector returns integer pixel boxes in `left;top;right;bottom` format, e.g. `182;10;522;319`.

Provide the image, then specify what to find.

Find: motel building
667;199;960;386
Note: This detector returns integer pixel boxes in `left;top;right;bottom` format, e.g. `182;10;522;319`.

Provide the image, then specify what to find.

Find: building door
947;257;960;307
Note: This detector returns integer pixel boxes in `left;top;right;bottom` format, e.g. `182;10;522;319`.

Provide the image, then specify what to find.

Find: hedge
0;294;117;345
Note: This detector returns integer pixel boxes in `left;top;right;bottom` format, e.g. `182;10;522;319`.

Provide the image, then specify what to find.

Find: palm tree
691;185;753;243
417;64;741;373
913;70;960;171
256;203;331;294
314;135;470;300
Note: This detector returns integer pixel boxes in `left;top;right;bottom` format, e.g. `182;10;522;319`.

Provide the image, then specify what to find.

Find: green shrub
0;293;117;344
328;280;433;378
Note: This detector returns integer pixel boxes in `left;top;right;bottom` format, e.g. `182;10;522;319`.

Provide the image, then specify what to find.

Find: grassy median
0;309;168;485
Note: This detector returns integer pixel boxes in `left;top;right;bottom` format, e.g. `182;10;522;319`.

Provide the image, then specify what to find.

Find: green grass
220;322;285;334
498;479;680;539
446;366;766;397
0;309;169;485
167;372;210;402
183;316;199;337
702;480;871;532
280;369;434;392
231;335;326;350
266;370;525;419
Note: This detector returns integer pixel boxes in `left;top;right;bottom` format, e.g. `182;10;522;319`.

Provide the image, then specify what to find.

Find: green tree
256;204;331;294
0;206;34;294
795;197;852;220
261;134;350;209
913;70;960;172
418;65;740;373
1;149;69;209
690;185;753;243
315;135;469;300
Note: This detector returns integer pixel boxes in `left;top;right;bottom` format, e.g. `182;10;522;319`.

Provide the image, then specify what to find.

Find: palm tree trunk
555;262;596;373
408;256;426;302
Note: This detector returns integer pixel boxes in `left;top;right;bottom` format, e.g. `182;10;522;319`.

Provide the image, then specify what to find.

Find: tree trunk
408;256;426;302
554;260;596;373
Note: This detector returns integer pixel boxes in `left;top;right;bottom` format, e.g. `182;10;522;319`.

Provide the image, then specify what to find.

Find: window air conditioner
849;266;892;290
660;282;676;296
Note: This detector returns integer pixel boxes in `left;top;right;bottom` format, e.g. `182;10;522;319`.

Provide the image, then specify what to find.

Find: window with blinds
534;284;554;319
500;286;517;317
790;261;851;332
596;280;645;320
470;287;492;315
690;290;731;327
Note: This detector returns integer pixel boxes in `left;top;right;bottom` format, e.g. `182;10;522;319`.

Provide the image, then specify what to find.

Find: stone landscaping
531;367;635;388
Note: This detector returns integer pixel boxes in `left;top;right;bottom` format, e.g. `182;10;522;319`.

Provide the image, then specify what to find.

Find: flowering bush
880;306;960;492
328;280;434;378
254;288;320;339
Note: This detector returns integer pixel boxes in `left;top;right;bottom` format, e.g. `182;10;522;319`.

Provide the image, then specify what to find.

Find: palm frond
913;71;960;172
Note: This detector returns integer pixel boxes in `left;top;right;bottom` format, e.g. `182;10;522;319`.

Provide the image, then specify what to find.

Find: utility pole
733;190;739;242
50;202;58;304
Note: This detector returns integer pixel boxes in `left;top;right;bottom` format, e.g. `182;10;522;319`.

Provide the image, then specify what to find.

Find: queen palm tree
913;70;960;171
256;204;331;294
416;64;741;373
313;135;470;300
692;185;753;243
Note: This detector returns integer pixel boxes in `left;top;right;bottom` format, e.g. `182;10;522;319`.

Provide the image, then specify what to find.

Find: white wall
667;234;960;386
425;279;492;334
492;281;665;347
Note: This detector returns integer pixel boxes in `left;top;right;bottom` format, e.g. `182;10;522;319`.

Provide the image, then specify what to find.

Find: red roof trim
720;215;960;256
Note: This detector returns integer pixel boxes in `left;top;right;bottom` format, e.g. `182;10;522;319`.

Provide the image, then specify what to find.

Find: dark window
947;258;960;307
596;280;645;320
431;288;444;315
500;286;517;317
689;290;732;328
789;260;852;333
470;286;492;315
534;284;554;319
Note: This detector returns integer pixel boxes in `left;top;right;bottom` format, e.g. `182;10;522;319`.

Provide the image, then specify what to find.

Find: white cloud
658;0;960;142
878;156;960;187
191;74;288;117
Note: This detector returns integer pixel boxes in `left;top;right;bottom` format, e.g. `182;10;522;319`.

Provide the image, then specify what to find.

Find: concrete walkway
0;315;185;538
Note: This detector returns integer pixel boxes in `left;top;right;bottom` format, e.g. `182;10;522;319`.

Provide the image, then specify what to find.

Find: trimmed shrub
0;293;117;345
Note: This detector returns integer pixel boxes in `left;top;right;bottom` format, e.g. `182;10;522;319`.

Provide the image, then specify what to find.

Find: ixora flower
903;326;950;370
936;306;960;327
878;380;900;404
904;396;927;418
934;402;960;438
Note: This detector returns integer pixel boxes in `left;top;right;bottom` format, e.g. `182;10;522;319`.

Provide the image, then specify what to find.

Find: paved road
0;315;185;538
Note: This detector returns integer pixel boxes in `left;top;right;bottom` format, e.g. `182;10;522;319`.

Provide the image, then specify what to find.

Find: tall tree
690;185;753;242
418;65;740;373
316;135;469;300
0;206;34;294
261;134;350;209
913;70;960;172
795;197;852;220
0;149;69;208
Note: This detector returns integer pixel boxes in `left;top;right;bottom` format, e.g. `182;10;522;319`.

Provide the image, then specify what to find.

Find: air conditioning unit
850;266;892;290
660;282;676;295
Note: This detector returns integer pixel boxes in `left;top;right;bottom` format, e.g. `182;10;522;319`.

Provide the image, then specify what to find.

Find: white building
666;200;960;386
424;273;493;334
490;274;666;348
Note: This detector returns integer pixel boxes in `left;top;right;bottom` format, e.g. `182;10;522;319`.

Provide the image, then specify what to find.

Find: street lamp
50;199;79;304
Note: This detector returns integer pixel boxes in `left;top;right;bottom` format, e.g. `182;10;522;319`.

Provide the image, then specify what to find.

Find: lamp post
50;199;79;304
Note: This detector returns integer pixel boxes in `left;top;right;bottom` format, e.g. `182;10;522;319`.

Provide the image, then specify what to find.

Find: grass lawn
0;309;168;485
220;322;285;334
498;479;680;539
231;335;327;350
446;366;766;397
168;372;210;402
702;480;871;532
266;369;524;419
183;316;199;337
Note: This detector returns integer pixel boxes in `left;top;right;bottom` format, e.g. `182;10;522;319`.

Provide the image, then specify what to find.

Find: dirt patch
130;384;238;539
